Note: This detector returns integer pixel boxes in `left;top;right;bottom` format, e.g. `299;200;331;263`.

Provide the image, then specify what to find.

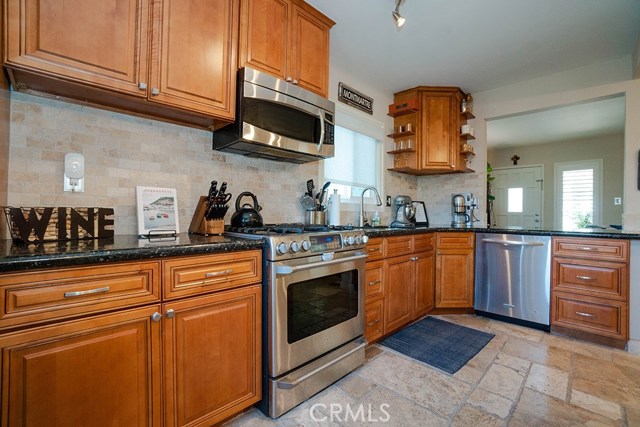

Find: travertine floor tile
572;354;640;409
478;364;525;400
570;389;623;421
451;404;506;427
495;352;531;374
502;336;572;371
335;373;376;400
466;346;500;371
508;388;621;427
439;314;492;330
486;320;545;342
223;409;278;427
466;387;515;418
626;405;640;426
541;334;614;362
357;351;471;418
611;350;640;372
525;363;568;401
453;364;486;385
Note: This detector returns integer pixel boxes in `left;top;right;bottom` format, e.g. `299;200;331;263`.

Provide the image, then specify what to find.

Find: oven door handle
275;253;368;275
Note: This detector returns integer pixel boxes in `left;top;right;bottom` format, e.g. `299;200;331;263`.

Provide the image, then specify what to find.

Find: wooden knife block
189;196;225;235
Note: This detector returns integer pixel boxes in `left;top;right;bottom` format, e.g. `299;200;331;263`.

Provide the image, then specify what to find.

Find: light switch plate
614;197;622;205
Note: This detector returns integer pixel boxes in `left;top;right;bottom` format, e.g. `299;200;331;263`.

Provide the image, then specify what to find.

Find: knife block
188;196;225;235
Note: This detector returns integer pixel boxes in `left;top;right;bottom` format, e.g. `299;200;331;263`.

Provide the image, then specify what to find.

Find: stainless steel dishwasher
474;233;551;330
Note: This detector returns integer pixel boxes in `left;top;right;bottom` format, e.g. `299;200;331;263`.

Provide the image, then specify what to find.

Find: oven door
269;251;366;377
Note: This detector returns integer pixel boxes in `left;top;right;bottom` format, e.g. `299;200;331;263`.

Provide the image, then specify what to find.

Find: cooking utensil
230;192;263;227
306;179;315;198
318;181;330;211
300;195;316;210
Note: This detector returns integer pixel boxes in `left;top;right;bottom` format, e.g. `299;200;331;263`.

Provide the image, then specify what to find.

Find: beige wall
488;133;625;229
0;14;10;239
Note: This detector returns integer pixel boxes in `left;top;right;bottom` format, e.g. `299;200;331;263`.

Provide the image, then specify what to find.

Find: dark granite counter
0;233;264;273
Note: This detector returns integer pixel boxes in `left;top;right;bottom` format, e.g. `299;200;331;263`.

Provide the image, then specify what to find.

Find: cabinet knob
151;88;160;96
292;79;298;85
138;82;147;90
165;309;176;319
151;312;162;322
285;76;293;82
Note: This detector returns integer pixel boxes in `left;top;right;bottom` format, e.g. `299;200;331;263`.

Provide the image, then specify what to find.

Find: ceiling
305;0;640;146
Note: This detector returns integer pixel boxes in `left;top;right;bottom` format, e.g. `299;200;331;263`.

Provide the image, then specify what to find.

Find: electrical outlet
386;196;392;207
614;197;622;205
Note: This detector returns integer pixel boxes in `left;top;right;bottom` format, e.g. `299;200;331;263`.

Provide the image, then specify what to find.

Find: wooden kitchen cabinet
551;237;630;348
163;284;261;427
435;232;475;308
413;249;435;318
0;305;163;427
384;253;414;333
3;0;239;129
388;86;474;175
238;0;334;97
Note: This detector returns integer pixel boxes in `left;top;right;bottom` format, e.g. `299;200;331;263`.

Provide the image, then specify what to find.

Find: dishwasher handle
482;238;545;247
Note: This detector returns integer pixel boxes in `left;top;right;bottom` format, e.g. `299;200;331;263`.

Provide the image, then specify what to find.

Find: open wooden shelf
461;110;475;120
388;148;416;155
460;133;476;140
387;130;416;138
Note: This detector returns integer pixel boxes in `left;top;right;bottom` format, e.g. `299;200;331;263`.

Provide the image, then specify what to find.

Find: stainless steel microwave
213;67;335;163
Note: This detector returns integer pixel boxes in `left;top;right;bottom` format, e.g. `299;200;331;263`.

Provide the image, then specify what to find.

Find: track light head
392;0;406;29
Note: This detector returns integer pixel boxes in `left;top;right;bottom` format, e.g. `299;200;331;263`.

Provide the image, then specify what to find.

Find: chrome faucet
359;186;383;227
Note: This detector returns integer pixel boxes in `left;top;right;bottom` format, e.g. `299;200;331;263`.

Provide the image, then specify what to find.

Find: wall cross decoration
511;155;520;165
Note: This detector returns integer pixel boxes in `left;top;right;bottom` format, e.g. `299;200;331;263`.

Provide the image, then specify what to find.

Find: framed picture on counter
412;201;429;227
136;186;179;237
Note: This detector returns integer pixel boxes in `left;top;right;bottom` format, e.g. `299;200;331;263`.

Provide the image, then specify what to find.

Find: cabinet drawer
552;292;628;340
0;261;160;329
552;259;627;300
414;233;434;252
365;260;384;300
552;237;629;262
365;238;385;261
0;261;160;330
365;299;384;343
163;251;261;300
436;232;474;248
386;235;413;257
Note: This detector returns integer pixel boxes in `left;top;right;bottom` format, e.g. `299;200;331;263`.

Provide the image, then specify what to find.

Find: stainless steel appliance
474;233;551;330
451;193;477;228
226;224;367;417
390;195;416;228
213;67;335;163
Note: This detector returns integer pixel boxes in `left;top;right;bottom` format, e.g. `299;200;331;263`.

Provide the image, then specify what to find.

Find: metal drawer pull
367;319;380;326
205;269;233;278
64;286;110;298
368;248;380;252
576;311;595;318
368;280;381;286
576;275;594;280
577;246;598;251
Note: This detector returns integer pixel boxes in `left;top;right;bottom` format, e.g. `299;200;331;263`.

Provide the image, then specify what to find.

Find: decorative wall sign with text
338;82;373;115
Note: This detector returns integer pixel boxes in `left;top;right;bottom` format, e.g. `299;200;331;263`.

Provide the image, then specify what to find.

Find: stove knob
346;236;355;246
355;235;362;245
290;241;300;253
362;235;369;244
276;242;289;255
301;240;311;251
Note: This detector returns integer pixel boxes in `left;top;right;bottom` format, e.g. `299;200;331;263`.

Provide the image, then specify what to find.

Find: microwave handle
317;110;325;152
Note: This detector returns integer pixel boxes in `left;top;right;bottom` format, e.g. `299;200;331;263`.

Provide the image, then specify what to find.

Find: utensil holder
189;196;226;235
305;210;327;225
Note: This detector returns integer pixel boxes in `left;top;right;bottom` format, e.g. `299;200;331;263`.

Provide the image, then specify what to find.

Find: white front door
493;165;543;229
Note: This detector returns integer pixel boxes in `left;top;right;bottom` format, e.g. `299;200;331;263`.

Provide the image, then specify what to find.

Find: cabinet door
365;299;384;343
150;0;238;118
1;306;162;427
418;92;457;171
163;285;261;427
435;248;474;308
289;3;331;97
5;0;149;96
238;0;289;80
384;255;413;333
413;250;435;318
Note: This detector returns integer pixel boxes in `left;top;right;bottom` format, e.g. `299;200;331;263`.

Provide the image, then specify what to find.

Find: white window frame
554;159;603;230
321;103;385;206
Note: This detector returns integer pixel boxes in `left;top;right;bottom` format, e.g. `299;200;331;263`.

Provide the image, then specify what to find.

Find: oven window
287;270;359;344
244;98;320;144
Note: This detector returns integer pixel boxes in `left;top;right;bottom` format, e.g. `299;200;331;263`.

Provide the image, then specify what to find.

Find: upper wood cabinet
239;0;334;97
388;86;474;175
3;0;239;129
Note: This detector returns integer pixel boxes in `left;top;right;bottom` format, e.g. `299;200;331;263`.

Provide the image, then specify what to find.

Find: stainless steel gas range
226;224;368;418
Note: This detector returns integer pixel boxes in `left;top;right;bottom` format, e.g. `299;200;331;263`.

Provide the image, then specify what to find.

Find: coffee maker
390;195;416;228
451;193;477;228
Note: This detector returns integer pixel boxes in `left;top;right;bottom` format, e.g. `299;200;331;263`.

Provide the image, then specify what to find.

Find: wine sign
338;82;373;115
3;207;114;243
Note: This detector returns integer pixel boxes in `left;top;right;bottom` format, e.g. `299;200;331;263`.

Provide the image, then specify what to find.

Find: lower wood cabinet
364;299;384;342
384;254;414;334
435;232;475;308
413;250;435;318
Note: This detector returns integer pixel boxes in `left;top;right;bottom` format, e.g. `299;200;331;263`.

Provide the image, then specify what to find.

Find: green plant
573;212;592;229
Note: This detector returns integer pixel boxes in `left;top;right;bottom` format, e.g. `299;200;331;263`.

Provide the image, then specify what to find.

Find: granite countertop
0;233;264;273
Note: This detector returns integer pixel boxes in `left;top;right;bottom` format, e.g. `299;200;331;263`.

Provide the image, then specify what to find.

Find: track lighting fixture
392;0;406;29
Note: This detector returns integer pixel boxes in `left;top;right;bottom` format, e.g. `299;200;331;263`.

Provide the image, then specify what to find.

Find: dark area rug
380;316;495;374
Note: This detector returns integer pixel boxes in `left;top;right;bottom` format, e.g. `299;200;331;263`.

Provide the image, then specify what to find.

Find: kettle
230;192;263;228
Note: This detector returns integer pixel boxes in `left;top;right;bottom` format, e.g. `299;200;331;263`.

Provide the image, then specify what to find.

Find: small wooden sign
338;82;373;115
3;207;114;243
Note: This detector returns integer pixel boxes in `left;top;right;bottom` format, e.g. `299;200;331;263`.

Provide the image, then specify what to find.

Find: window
554;160;603;230
323;105;383;203
507;187;523;213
